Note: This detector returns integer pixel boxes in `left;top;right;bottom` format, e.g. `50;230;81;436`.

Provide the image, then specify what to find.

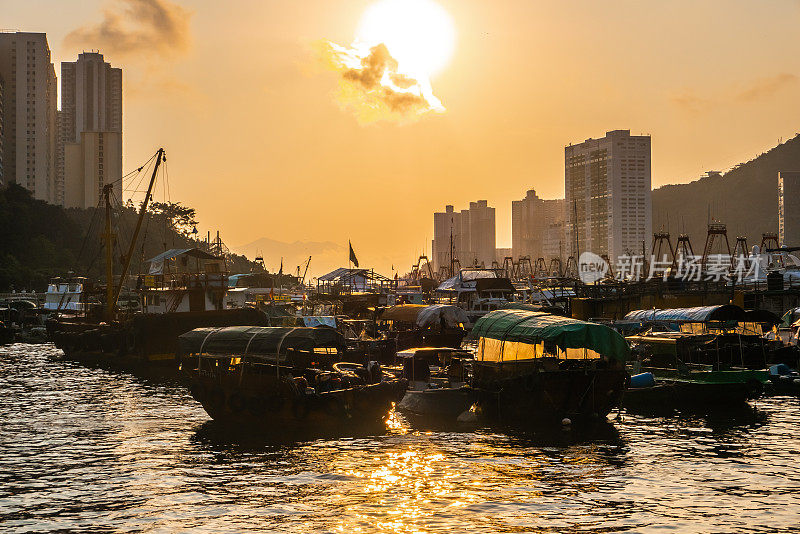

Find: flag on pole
349;241;359;268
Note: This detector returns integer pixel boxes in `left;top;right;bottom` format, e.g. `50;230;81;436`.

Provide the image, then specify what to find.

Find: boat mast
103;184;115;319
111;148;164;314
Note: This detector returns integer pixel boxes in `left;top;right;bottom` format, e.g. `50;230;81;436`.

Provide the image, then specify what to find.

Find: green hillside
0;184;256;291
652;134;800;249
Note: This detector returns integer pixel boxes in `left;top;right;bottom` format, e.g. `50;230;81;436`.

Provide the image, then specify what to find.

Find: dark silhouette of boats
179;326;407;432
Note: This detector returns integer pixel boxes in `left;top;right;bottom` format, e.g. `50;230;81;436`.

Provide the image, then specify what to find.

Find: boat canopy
381;304;428;323
416;304;470;328
179;326;345;355
147;248;220;274
471;309;629;362
623;304;745;323
381;304;470;328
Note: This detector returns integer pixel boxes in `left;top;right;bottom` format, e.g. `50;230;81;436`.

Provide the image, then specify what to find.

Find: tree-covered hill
652;134;800;247
0;184;256;291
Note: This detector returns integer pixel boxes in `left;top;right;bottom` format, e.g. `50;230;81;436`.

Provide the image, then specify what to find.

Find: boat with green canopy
469;309;629;424
179;326;407;433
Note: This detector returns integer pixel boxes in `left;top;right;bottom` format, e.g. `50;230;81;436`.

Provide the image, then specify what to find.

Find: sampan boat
179;326;407;432
469;310;629;425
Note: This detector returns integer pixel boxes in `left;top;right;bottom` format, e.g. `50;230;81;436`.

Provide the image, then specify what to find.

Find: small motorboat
392;347;476;420
768;363;800;396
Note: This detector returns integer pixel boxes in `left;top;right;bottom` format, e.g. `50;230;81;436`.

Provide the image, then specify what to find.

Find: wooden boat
624;368;768;410
378;304;470;352
391;347;476;419
179;326;407;433
469;309;629;425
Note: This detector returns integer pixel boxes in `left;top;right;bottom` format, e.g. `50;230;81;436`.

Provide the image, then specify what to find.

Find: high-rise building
565;129;651;262
432;205;461;275
511;189;565;261
0;31;58;202
432;200;496;272
60;52;123;208
778;171;800;246
64;131;122;209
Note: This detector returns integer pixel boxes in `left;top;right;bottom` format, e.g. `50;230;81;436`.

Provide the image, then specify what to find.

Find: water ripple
1;344;798;533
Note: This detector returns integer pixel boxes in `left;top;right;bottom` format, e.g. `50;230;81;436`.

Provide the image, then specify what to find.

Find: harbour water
1;343;798;533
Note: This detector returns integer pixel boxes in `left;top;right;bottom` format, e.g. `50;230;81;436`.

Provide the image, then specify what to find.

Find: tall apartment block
778;171;800;246
60;52;122;208
511;189;565;261
432;200;497;273
0;31;58;202
565;129;651;262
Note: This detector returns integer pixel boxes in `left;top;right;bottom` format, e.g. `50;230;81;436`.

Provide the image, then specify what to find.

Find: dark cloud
319;41;444;123
64;0;191;58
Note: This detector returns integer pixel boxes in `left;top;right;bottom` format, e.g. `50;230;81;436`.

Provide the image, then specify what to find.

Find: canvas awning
147;248;219;274
381;304;428;323
623;305;745;323
415;304;469;328
471;309;629;361
178;326;345;355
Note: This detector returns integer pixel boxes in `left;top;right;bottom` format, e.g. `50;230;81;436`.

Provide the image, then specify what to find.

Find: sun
355;0;456;79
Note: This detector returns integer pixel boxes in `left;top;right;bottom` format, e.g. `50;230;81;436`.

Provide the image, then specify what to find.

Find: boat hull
188;375;408;433
397;387;476;419
625;380;762;410
473;368;628;424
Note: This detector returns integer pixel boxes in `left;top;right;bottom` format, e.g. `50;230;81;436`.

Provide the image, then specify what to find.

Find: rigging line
126;156;154;198
114;165;147;189
118;151;158;190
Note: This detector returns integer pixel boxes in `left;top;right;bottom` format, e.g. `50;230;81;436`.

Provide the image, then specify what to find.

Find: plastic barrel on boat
630;372;655;388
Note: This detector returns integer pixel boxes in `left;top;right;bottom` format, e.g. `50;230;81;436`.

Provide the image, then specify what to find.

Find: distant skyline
5;0;800;274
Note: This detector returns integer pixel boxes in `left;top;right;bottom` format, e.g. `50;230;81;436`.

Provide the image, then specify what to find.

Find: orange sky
7;0;800;276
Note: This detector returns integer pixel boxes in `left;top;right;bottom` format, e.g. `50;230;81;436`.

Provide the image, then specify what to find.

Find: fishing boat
434;268;517;323
392;347;476;419
378;304;470;352
179;326;407;432
468;309;629;424
47;149;268;371
624;368;768;409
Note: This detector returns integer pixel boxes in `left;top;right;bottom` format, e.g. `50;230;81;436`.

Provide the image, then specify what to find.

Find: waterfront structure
64;131;122;209
60;52;122;208
0;73;4;184
778;171;800;246
0;31;58;202
432;200;496;272
565;129;651;261
511;189;565;261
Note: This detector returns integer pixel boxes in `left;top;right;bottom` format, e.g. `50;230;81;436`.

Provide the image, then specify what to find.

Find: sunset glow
356;0;456;79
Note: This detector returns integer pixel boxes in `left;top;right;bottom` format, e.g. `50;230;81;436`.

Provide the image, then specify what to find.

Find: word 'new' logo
578;252;609;283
